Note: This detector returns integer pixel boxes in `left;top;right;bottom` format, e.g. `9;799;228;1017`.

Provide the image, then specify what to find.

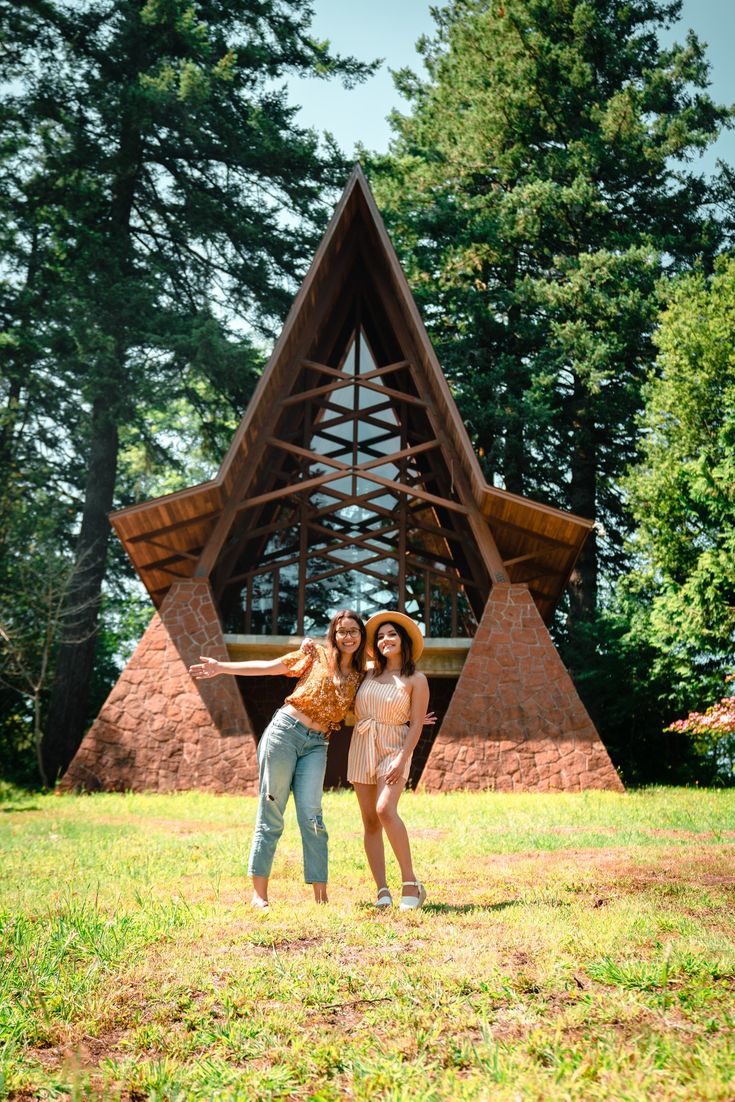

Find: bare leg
253;870;326;906
353;782;387;891
376;779;419;897
313;882;328;903
251;875;269;909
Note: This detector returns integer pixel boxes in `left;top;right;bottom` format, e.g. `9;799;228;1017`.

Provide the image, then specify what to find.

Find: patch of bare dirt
642;828;735;840
255;934;325;953
27;1027;127;1078
479;843;735;876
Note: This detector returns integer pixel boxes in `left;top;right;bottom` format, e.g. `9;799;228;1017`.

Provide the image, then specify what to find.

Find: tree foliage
624;256;735;694
0;0;374;781
558;256;735;785
369;0;729;623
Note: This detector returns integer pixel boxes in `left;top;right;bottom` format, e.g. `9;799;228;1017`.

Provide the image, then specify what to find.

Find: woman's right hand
189;656;221;680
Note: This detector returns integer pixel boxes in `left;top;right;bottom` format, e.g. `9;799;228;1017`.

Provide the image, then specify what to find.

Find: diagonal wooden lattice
210;328;493;636
112;167;594;630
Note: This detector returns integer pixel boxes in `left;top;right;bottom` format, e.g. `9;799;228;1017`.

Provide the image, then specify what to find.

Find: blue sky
288;0;734;174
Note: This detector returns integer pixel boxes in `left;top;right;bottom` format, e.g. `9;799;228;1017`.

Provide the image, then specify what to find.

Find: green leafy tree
1;0;375;782
623;255;735;696
370;0;729;625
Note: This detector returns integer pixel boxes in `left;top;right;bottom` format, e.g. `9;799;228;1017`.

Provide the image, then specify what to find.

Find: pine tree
371;0;729;622
1;0;374;781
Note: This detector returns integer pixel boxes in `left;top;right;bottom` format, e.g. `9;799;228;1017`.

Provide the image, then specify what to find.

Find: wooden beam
307;517;399;549
300;359;350;379
310;487;399;522
281;375;427;410
143;563;193;581
314;403;398;434
266;436;350;472
359;359;410;380
305;559;397;587
280;378;355;406
355;378;428;408
139;548;203;573
488;513;581;551
126;508;221;544
356;470;470;515
503;551;546;567
262;436;438;481
233;468;349;513
134;537;200;562
359;439;440;473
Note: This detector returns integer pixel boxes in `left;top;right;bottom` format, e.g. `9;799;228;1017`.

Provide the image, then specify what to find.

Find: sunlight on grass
1;786;734;1099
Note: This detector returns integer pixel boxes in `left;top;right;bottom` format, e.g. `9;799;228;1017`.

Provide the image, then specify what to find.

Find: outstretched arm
189;655;290;679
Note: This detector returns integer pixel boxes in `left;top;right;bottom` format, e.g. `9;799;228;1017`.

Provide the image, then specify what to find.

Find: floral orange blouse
281;639;362;735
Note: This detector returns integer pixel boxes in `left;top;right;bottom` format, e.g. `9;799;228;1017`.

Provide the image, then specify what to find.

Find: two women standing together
189;609;430;912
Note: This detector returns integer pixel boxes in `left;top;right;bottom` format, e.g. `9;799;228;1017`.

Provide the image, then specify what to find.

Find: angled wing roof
111;166;592;624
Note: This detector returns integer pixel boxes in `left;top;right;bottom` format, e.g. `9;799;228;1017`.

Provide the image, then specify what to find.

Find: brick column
420;585;624;792
60;579;259;793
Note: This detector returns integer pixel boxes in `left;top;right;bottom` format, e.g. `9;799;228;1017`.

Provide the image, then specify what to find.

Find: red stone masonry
60;579;259;793
420;584;624;793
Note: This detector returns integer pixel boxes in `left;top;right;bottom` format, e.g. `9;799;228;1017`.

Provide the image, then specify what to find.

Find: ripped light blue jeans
248;709;329;884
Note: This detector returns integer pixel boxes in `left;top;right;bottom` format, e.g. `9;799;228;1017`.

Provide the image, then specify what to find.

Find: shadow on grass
357;900;524;915
0;803;41;813
420;900;527;914
359;899;563;915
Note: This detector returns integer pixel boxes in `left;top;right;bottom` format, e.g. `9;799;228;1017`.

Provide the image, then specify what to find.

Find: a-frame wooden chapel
61;166;623;795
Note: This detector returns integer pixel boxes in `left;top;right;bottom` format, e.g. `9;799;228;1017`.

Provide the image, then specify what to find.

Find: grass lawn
1;784;734;1101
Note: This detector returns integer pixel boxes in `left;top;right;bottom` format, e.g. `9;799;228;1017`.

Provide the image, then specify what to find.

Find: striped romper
347;675;412;786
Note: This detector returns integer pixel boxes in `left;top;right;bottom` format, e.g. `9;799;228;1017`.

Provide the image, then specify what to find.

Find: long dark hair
373;620;415;677
325;609;367;677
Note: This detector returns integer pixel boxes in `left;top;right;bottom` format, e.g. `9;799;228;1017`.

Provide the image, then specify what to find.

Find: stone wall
420;584;624;793
60;579;259;793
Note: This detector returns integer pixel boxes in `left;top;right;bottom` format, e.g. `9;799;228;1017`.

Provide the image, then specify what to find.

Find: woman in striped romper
347;611;430;910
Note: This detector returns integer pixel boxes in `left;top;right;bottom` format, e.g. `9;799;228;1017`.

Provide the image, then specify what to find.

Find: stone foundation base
420;585;624;793
60;579;259;793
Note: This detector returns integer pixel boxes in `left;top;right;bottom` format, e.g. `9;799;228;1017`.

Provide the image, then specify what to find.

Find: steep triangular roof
111;166;592;625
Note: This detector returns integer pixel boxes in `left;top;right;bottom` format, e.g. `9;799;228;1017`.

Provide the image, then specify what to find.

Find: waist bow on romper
347;677;412;785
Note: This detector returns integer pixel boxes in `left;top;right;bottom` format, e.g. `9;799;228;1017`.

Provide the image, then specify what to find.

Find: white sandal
399;880;426;911
375;886;393;908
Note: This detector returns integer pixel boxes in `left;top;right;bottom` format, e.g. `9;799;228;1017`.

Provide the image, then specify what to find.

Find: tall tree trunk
41;104;140;782
42;398;119;781
1;228;38;515
0;376;23;480
503;297;526;495
567;378;597;626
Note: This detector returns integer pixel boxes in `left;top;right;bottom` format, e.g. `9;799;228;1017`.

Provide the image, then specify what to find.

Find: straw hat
364;611;424;661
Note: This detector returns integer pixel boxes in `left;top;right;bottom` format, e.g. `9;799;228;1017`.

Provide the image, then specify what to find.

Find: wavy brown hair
372;620;415;677
325;609;367;677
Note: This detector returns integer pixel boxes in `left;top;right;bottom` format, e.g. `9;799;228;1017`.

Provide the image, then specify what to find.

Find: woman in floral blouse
189;609;366;911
